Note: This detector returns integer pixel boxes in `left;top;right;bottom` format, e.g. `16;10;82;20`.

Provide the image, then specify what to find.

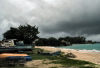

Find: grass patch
28;48;97;68
29;53;96;68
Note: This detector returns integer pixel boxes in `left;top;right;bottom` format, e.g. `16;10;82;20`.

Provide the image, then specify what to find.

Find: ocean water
59;43;100;51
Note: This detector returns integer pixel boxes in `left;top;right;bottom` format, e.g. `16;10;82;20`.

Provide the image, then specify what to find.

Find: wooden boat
0;53;32;66
0;53;28;58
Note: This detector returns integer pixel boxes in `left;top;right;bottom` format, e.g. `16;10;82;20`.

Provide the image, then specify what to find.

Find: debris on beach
63;52;76;58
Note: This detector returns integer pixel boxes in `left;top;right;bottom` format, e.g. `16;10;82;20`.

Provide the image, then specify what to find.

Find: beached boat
0;39;34;53
0;53;32;66
0;39;33;66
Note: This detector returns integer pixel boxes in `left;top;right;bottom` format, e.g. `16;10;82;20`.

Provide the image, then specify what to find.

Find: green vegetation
28;48;97;68
3;24;94;46
29;54;96;68
35;36;93;46
3;24;39;44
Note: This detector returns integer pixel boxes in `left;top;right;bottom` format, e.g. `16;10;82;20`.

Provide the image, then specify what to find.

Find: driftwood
65;52;76;58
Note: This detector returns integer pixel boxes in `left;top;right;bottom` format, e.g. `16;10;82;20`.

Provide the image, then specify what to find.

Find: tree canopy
36;36;87;46
3;24;39;44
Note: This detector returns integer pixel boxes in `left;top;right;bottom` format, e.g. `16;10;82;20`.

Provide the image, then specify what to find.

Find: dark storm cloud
0;0;100;41
42;18;100;35
40;0;100;37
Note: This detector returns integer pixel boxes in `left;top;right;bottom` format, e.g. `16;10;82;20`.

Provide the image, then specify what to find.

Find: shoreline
35;46;100;64
35;46;100;53
58;48;100;53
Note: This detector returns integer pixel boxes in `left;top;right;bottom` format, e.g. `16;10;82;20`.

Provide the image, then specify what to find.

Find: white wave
58;47;100;52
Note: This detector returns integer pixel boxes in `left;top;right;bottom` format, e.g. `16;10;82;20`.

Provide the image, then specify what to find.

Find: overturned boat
0;53;32;66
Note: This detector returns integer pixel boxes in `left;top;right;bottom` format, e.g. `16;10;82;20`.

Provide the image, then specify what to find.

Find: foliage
29;50;96;68
36;36;86;46
35;37;61;46
3;24;39;44
59;36;86;44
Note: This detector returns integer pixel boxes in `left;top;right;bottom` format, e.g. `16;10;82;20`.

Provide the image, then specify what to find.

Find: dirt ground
25;59;64;68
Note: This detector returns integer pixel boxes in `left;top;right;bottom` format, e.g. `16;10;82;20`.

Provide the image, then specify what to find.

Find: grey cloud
0;0;100;41
40;0;100;37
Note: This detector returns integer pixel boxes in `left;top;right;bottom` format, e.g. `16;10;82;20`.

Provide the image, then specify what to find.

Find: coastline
35;46;100;65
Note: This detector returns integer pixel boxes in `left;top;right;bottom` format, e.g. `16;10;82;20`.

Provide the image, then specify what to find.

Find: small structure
1;39;17;47
61;40;71;46
0;41;3;46
0;39;34;53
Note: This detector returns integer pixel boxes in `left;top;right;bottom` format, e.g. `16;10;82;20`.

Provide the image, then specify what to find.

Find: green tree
58;36;86;44
48;37;60;46
3;27;19;39
3;24;39;44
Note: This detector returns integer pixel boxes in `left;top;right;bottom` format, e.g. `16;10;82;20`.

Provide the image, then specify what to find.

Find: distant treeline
35;36;88;46
3;24;93;46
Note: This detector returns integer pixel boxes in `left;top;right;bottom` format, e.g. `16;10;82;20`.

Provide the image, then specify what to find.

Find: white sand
35;46;100;64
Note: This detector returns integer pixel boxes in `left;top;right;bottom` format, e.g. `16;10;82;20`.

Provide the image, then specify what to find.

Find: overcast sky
0;0;100;41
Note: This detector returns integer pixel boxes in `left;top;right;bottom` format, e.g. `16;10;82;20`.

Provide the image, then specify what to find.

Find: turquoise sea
59;43;100;51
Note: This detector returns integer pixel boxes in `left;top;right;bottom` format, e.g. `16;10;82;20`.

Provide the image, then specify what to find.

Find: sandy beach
35;46;100;65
